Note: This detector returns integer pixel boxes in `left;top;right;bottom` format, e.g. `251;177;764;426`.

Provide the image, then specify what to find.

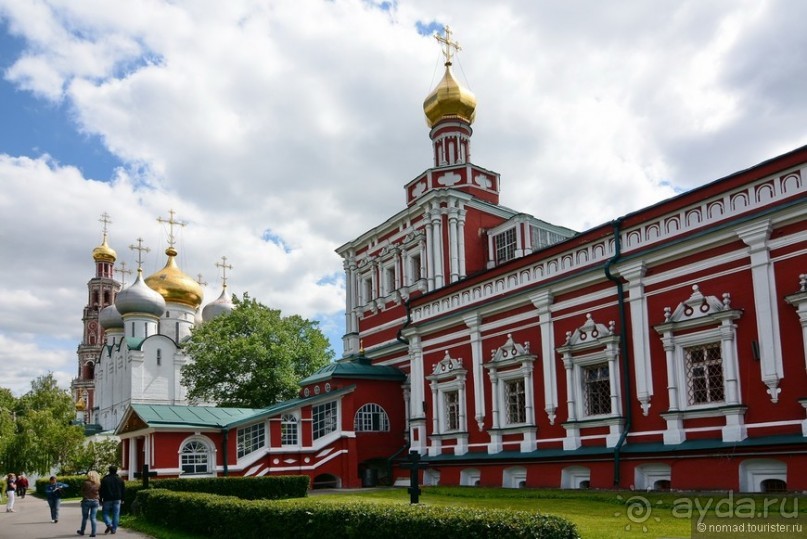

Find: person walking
44;475;69;523
77;470;101;537
5;473;16;512
99;465;125;535
16;473;28;498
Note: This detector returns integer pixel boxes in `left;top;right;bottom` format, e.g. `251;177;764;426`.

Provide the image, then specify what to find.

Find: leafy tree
62;437;121;475
0;374;85;474
182;293;333;408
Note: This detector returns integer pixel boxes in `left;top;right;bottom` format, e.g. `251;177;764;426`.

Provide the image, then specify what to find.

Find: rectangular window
583;363;611;416
532;226;566;250
495;228;517;264
313;401;338;440
504;379;526;424
410;253;422;283
281;414;298;446
685;343;724;405
444;390;460;431
360;276;373;304
384;266;396;296
237;422;266;458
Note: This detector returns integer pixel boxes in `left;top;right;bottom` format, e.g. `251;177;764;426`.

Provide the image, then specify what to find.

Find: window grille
313;401;338;439
505;379;526;424
353;403;390;432
685;343;724;405
583;363;611;415
444;391;460;431
281;414;298;445
236;422;266;458
180;440;209;474
495;228;517;264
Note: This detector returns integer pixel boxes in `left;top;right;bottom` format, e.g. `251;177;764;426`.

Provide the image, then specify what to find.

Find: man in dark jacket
99;466;125;535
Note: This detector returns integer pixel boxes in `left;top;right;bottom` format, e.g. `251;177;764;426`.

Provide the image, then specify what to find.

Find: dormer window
495;228;517;264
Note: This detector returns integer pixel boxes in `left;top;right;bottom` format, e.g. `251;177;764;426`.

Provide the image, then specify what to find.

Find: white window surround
236;421;266;458
502;466;527;489
561;465;590;489
280;413;300;447
655;284;745;445
785;273;807;372
460;468;481;486
426;351;468;456
484;334;537;453
354;403;390;432
178;435;216;477
739;459;787;493
634;463;672;491
556;314;623;450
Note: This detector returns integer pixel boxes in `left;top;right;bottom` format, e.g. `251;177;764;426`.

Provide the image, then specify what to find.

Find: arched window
281;414;299;446
180;439;212;475
354;403;389;432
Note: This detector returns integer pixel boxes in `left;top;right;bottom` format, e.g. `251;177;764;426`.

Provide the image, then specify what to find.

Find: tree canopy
0;373;86;475
181;293;333;408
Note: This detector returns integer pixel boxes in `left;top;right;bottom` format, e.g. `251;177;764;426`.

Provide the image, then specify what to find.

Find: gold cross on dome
215;256;233;287
157;209;186;248
115;261;133;286
435;25;462;65
129;237;150;271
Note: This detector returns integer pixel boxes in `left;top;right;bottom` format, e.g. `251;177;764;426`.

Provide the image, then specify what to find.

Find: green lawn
122;486;806;539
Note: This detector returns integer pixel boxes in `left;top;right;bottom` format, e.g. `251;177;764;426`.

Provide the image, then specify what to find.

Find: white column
458;208;467;279
448;204;460;283
463;314;485;431
531;291;558;424
736;220;783;402
407;335;427;453
431;203;444;289
785;275;807;371
127;438;137;480
621;262;654;415
424;213;435;291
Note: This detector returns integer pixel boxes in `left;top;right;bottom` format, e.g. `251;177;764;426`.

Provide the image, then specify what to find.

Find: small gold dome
423;64;477;128
75;396;86;412
145;247;204;309
92;236;117;263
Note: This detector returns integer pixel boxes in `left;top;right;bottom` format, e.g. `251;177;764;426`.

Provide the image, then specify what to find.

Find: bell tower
71;212;122;427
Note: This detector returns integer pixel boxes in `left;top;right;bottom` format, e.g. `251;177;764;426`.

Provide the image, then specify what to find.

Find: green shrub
135;489;579;539
148;475;308;500
34;475;87;498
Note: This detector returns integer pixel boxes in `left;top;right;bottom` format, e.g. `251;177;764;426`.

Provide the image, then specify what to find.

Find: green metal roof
416;434;807;464
300;353;406;385
121;385;358;433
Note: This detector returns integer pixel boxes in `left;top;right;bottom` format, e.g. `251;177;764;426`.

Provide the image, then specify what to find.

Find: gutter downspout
397;298;412;346
221;429;229;476
604;217;632;488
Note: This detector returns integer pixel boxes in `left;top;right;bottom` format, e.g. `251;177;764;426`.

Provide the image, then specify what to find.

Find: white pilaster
621;261;654;415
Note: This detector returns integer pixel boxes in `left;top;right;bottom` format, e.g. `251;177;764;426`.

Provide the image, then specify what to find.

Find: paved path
0;494;152;539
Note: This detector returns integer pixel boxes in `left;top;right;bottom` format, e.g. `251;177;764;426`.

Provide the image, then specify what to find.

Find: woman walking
77;470;101;537
5;473;16;512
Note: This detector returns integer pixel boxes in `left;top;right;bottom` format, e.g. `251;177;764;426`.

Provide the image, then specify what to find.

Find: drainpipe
221;429;229;477
604;217;632;488
396;298;412;346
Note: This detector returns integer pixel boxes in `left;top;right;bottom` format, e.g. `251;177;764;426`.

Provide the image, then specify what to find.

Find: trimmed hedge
135;489;580;539
34;475;87;499
148;475;309;500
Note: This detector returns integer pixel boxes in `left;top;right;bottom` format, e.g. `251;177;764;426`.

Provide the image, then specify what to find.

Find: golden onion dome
423;64;477;128
91;236;117;263
145;247;204;309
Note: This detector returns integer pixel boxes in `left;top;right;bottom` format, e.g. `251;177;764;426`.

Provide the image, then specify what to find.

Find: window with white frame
313;400;338;440
383;265;396;296
354;403;390;432
180;439;212;475
494;228;517;264
360;275;373;305
444;390;460;431
583;363;611;416
505;378;527;424
684;343;724;405
237;422;266;458
531;226;567;250
281;413;299;446
409;253;422;283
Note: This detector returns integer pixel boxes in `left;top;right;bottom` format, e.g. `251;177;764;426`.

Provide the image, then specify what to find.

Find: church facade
106;30;807;492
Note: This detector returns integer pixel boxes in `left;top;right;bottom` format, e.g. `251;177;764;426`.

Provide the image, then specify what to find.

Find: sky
1;0;806;397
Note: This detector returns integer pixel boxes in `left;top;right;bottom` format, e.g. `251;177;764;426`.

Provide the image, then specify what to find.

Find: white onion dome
145;247;204;309
202;287;234;322
116;269;166;317
98;304;124;329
